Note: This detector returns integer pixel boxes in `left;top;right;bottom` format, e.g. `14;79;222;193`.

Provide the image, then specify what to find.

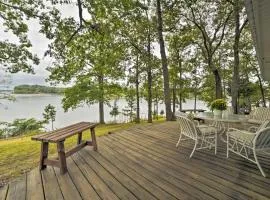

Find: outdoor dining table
195;112;248;142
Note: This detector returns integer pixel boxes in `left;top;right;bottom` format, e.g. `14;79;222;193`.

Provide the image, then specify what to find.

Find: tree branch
212;10;233;55
239;17;248;34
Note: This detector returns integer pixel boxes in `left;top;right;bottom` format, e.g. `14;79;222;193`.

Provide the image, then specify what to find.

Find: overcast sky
0;3;79;88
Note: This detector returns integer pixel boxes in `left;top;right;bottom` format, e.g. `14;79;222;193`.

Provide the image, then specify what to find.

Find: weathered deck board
2;122;270;200
0;185;8;200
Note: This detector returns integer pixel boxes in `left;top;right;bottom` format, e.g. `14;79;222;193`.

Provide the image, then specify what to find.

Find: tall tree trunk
98;75;105;124
135;55;140;123
194;78;197;112
147;31;152;123
213;68;223;99
178;54;183;111
254;67;266;107
156;0;172;121
172;83;176;114
231;0;240;114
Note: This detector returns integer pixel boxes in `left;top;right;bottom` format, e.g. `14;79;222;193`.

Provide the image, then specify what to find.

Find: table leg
40;142;49;170
57;141;67;174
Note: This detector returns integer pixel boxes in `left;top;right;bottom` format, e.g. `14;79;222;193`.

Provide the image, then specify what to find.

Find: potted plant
210;99;227;116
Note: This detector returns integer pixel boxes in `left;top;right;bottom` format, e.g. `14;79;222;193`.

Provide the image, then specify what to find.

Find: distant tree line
13;85;65;94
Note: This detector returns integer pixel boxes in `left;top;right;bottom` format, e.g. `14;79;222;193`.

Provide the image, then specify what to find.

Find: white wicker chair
176;115;218;158
227;121;270;177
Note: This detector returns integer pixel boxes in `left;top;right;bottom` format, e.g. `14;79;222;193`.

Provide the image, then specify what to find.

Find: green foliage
123;87;136;122
43;104;56;130
0;0;45;73
0;118;44;138
110;101;120;122
13;85;65;94
210;99;227;111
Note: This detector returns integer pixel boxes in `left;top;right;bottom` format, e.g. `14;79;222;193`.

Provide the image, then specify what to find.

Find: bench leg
57;141;67;174
40;142;49;170
77;132;82;145
90;128;98;151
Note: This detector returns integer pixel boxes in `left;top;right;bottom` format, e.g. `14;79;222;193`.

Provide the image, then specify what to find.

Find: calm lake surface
0;94;208;129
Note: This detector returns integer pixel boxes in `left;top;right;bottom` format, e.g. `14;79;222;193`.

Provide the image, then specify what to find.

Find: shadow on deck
1;122;270;200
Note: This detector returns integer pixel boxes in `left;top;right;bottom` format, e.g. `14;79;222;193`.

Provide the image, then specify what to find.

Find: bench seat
32;122;97;174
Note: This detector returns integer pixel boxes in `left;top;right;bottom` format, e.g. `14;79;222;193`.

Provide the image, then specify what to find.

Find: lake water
0;94;208;130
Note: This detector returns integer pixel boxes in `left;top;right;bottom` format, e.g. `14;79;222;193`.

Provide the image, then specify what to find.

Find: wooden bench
32;122;97;174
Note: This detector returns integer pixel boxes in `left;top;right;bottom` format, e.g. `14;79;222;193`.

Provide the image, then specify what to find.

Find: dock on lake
1;122;270;200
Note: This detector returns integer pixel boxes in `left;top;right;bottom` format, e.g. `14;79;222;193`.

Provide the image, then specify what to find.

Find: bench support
90;127;98;151
57;141;68;174
35;123;97;175
39;142;49;170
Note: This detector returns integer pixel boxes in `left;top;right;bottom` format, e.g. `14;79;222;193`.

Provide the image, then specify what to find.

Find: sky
0;3;79;89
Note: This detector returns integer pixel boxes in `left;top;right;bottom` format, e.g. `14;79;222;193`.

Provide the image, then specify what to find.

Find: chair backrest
176;116;197;140
258;120;270;131
254;127;270;150
250;107;270;121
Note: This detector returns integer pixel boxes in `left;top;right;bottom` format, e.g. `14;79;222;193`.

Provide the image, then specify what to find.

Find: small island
13;84;65;94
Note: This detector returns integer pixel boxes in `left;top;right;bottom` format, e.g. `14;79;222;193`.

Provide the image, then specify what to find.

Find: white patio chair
176;116;218;158
227;123;270;177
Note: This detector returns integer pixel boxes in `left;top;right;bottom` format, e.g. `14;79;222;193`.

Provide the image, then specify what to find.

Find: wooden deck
1;122;270;200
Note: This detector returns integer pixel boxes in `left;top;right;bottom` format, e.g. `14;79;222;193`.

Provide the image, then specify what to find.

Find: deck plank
6;174;26;200
26;168;44;200
53;166;82;200
0;185;8;200
133;125;270;183
101;136;235;200
110;129;270;200
4;122;270;200
94;143;177;200
83;149;157;200
78;150;138;200
41;167;64;200
67;157;101;200
71;153;119;200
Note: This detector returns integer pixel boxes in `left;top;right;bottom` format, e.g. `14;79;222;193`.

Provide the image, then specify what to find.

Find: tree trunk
98;75;105;124
147;31;152;123
172;83;176;114
194;79;197;112
213;68;223;99
254;67;266;107
231;0;240;114
178;55;183;111
156;0;172;121
135;55;140;123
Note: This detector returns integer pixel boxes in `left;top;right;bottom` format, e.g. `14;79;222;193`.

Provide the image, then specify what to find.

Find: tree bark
98;75;105;124
231;0;240;114
147;30;153;123
172;83;176;114
213;68;223;99
156;0;172;121
178;53;183;111
254;67;267;107
135;55;140;123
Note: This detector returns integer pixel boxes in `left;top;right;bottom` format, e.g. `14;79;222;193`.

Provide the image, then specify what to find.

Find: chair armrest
193;120;200;126
248;126;258;132
227;128;254;135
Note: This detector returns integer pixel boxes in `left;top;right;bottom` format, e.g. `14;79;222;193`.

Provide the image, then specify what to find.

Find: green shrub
210;99;227;111
0;118;44;137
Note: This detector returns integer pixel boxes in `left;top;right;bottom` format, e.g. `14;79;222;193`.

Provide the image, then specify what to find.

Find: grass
0;119;165;186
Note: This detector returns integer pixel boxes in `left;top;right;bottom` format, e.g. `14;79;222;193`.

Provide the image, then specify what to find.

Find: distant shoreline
13;84;65;95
